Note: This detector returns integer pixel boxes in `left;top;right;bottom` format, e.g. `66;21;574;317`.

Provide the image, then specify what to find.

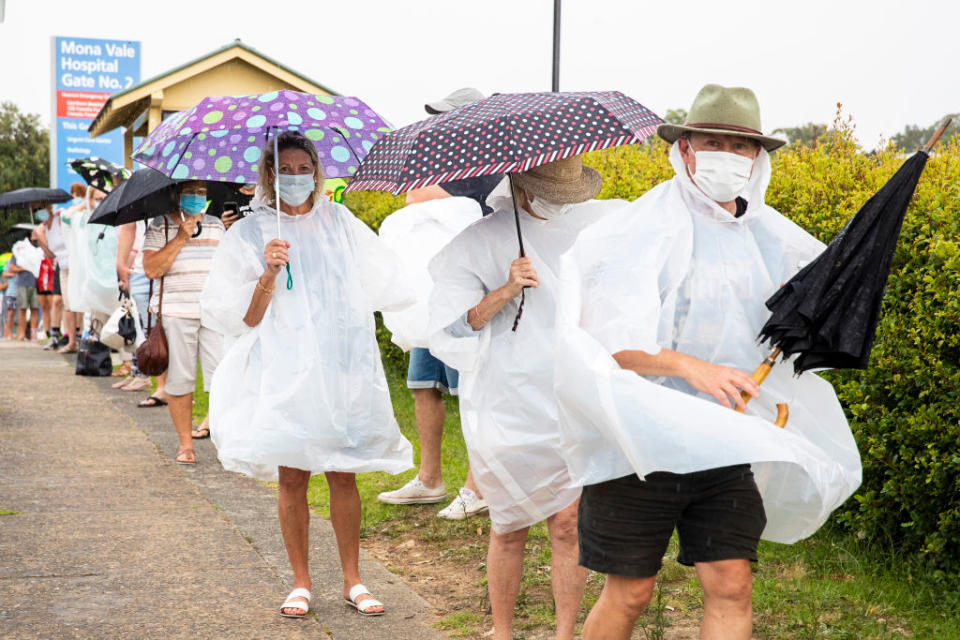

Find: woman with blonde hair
202;131;414;619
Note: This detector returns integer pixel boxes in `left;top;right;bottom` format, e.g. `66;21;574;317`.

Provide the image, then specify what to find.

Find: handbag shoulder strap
146;218;168;330
157;217;166;319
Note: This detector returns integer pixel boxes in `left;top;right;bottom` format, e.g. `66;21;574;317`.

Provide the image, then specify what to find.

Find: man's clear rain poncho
427;196;625;533
201;196;416;481
553;144;862;543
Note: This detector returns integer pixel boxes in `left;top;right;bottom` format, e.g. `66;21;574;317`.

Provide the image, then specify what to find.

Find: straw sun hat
657;84;786;152
512;155;601;204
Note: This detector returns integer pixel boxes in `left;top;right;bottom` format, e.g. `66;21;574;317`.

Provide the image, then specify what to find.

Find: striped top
143;215;224;319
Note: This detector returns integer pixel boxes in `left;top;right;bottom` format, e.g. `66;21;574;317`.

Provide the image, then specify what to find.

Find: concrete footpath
0;342;445;640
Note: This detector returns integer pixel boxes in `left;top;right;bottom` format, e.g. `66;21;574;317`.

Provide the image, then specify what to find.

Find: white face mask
686;145;755;203
276;174;316;207
529;196;571;220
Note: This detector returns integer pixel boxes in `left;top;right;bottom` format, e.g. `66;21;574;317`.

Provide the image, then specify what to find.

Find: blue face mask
35;210;49;222
179;193;207;216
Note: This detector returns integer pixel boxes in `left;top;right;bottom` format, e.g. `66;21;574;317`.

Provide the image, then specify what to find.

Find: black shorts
578;464;766;578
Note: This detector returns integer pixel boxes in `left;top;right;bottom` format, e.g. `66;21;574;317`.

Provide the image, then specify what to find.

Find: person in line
39;202;68;350
52;186;87;353
142;182;225;463
378;88;489;520
558;85;860;640
32;202;56;340
428;156;623;640
202;131;415;619
6;229;43;341
1;264;16;339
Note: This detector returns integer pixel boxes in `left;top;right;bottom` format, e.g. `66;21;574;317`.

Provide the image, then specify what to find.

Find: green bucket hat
657;84;786;152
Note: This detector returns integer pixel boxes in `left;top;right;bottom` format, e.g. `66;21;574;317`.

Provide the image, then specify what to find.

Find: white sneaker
437;488;488;520
377;476;446;505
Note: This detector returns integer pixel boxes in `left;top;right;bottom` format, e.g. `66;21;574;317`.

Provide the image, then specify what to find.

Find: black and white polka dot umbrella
346;91;662;195
347;91;662;332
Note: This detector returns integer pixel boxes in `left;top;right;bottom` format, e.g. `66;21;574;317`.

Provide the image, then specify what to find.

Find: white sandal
345;583;385;616
280;587;311;618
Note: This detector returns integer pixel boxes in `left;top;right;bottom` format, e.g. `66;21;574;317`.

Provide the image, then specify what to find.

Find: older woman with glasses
201;131;414;619
142;181;225;464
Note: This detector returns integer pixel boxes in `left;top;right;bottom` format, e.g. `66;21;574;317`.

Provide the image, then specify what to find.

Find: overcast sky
1;0;957;149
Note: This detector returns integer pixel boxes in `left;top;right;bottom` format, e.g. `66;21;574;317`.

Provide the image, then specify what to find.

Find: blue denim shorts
406;347;459;396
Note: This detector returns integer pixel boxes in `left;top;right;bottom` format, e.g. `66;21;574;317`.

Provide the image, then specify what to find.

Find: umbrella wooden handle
735;347;782;413
774;403;789;428
921;117;953;153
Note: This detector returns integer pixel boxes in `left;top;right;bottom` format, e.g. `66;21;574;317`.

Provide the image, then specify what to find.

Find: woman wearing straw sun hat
201;130;416;619
427;154;624;640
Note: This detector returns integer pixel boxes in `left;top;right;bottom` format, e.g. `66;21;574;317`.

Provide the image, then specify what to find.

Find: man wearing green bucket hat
555;84;853;640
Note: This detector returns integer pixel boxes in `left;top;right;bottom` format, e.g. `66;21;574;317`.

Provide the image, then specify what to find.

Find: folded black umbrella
736;119;951;424
760;151;930;374
0;187;71;210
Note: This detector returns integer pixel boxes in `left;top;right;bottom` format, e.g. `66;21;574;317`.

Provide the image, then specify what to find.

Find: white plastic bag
101;296;144;350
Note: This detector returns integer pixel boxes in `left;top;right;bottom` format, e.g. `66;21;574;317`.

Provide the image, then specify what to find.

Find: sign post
50;36;140;191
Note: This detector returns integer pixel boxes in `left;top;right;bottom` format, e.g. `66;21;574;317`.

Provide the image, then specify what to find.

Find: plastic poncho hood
553;143;862;544
201;197;416;481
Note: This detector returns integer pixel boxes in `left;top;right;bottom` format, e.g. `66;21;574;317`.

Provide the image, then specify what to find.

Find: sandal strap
282;587;312;609
348;584;370;602
348;583;383;612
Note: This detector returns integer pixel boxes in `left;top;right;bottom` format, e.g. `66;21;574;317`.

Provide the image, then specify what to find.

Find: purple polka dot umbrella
132;89;391;290
345;90;662;330
132;90;390;185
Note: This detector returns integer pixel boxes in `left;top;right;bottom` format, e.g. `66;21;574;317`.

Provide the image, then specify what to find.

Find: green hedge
347;127;960;577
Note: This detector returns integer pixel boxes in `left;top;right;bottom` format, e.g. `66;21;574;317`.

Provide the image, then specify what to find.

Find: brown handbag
135;218;169;376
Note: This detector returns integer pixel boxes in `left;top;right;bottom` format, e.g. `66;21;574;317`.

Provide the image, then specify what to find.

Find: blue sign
50;36;141;192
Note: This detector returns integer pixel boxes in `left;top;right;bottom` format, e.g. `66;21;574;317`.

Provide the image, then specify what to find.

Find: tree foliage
662;108;687;125
772;122;828;147
0;102;49;250
891;113;959;152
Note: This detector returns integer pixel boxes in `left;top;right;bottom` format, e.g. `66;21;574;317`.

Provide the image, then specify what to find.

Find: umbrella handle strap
285;263;293;290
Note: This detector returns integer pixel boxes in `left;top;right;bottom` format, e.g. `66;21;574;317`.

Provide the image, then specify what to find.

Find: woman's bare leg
326;471;384;613
278;466;312;614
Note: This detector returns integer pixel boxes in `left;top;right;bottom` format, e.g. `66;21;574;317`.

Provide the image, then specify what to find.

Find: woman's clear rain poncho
201;197;416;481
553;144;862;543
427;198;625;533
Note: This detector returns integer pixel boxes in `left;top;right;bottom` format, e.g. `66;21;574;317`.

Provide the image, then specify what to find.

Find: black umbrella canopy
88;169;251;226
0;187;71;209
759;151;930;374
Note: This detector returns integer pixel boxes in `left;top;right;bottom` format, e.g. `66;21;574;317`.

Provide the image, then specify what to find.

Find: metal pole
552;0;561;91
